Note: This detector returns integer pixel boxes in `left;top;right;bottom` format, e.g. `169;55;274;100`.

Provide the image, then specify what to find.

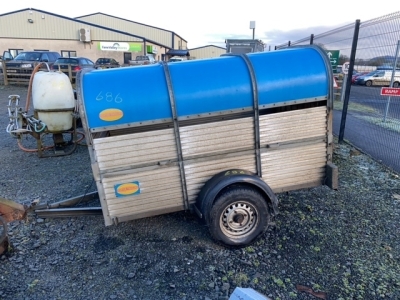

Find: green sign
326;50;340;71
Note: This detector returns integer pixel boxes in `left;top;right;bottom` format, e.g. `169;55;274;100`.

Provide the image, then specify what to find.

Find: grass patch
334;100;377;114
357;115;400;133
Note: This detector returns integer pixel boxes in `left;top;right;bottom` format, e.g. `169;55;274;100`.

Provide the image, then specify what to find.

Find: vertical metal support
310;34;314;45
161;62;189;210
339;19;360;143
224;54;262;177
383;40;400;122
288;41;291;47
340;74;348;102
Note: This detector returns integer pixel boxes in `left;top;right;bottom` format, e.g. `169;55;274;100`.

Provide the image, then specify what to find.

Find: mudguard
194;169;279;225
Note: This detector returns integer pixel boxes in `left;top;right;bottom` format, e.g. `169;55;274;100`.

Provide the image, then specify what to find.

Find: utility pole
250;21;255;39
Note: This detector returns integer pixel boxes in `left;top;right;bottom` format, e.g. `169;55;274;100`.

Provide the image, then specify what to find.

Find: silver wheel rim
220;201;258;237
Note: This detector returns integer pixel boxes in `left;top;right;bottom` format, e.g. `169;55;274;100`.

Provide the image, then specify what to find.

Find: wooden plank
109;202;184;218
260;106;326;121
106;191;184;211
180;118;254;157
101;165;184;215
185;154;256;202
271;180;324;194
265;169;326;190
260;107;327;145
262;157;327;173
262;142;326;157
101;166;182;186
94;129;178;170
93;129;175;148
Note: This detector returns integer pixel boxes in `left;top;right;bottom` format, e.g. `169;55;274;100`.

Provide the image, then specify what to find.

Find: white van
359;70;400;87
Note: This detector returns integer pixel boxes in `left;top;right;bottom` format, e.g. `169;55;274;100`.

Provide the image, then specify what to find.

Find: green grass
358;115;400;133
334;100;377;114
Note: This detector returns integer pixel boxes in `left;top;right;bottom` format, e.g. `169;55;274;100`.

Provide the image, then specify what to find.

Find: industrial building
0;8;225;64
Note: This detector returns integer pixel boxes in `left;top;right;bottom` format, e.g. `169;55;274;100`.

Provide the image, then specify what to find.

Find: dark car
95;58;120;69
3;51;60;78
52;57;95;83
352;71;369;84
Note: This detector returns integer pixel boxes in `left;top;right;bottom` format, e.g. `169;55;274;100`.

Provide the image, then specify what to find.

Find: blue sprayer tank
79;46;332;131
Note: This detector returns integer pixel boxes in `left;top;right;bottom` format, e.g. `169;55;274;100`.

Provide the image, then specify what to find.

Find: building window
61;50;77;58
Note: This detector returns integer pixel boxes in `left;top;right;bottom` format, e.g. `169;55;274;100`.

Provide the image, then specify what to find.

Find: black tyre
209;186;270;246
365;80;372;87
393;82;399;88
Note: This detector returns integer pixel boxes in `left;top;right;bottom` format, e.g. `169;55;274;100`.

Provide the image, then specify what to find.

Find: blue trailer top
79;46;332;131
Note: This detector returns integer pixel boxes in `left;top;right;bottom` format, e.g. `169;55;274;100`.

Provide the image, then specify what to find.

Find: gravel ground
1;83;400;300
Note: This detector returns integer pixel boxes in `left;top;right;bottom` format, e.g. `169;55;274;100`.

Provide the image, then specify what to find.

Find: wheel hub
221;202;257;236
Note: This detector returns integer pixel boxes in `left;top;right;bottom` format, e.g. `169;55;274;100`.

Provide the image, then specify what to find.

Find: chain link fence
274;12;400;173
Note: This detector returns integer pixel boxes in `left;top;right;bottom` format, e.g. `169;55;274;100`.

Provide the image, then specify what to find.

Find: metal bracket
161;62;190;210
223;54;262;177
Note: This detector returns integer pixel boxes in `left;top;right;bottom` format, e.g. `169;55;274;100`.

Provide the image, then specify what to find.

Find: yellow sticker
99;108;123;122
115;182;140;197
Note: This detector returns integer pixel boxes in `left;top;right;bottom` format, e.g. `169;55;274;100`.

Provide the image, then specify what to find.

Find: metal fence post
310;34;314;45
339;19;361;143
340;74;348;102
383;40;400;122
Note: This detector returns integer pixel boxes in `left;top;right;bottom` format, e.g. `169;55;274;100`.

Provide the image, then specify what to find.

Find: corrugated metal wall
77;14;173;48
189;46;226;59
0;10;143;42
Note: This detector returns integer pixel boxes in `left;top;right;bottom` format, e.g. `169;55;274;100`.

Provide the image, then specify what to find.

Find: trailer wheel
209;186;270;246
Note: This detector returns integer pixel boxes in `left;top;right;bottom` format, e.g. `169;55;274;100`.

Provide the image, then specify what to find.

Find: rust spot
0;197;27;223
0;216;9;256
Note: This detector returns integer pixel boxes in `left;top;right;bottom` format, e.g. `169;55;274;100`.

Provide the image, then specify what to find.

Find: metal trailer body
76;45;336;245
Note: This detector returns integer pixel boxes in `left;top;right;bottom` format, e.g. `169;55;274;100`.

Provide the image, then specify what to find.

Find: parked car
52;57;95;83
95;58;120;69
351;71;369;84
356;70;400;87
169;56;187;62
2;50;60;78
129;54;156;66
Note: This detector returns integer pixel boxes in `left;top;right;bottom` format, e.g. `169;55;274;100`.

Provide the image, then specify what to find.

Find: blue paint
80;46;330;130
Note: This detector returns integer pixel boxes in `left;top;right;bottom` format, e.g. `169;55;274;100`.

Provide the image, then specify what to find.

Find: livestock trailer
76;45;337;246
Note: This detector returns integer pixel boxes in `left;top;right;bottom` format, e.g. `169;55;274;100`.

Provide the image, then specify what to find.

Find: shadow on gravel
93;234;125;253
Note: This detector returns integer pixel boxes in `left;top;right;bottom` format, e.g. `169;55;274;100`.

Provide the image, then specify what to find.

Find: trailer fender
194;169;279;225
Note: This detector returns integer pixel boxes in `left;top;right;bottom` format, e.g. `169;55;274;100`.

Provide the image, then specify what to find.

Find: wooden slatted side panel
92;128;182;220
180;118;256;203
92;128;177;170
260;107;328;192
101;166;184;219
259;106;327;144
261;142;327;192
180;117;255;157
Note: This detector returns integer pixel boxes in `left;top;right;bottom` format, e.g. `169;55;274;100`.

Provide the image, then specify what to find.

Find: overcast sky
0;1;398;49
